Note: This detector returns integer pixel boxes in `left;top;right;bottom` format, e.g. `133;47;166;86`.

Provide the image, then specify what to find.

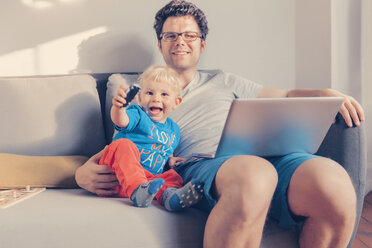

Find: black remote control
121;84;141;108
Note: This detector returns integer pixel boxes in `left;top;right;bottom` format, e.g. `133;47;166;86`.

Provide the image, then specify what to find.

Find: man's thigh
266;152;320;228
287;156;356;219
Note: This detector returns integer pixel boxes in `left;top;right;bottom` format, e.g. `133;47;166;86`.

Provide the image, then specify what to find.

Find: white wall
0;0;295;89
362;0;372;193
295;0;332;89
331;0;362;101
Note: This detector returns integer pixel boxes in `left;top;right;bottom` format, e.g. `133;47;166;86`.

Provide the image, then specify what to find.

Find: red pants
99;139;183;203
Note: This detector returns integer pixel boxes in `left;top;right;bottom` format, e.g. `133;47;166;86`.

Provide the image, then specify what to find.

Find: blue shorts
174;152;319;229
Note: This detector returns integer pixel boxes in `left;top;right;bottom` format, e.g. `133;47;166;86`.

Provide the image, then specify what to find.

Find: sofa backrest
0;74;106;157
92;72;140;144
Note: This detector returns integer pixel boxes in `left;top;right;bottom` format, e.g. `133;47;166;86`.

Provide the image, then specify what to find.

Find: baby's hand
168;156;186;169
112;85;128;108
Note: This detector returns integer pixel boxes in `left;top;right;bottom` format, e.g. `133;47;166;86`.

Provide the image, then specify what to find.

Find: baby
99;65;203;211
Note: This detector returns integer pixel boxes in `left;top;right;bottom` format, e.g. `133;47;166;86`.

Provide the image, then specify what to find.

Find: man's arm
258;86;365;127
75;148;119;197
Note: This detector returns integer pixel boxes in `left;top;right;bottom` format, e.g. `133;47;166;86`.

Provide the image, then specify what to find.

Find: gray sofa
0;72;366;248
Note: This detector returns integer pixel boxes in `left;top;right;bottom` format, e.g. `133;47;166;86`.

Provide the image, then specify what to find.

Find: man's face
158;15;206;72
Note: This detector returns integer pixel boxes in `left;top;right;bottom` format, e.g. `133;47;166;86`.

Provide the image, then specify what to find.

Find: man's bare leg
288;157;356;248
203;155;278;248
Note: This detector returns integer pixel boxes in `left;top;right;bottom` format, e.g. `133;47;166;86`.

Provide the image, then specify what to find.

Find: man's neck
176;69;197;89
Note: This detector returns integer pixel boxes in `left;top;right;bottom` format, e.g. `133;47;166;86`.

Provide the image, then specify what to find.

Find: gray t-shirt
169;70;262;158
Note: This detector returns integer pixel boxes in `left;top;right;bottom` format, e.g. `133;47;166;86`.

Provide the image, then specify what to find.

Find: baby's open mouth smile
149;107;163;115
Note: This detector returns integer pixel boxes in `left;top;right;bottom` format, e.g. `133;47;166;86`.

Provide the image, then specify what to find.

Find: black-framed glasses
160;32;201;42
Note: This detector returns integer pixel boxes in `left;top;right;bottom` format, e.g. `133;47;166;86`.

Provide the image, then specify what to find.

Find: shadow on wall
73;31;155;73
0;93;106;157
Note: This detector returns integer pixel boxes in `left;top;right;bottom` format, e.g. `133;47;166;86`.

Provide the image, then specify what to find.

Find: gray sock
162;179;204;211
131;178;164;208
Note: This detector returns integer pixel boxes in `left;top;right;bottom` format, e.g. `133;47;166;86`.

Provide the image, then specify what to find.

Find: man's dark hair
154;0;209;40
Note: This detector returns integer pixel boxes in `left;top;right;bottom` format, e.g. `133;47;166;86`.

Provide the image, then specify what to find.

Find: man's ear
201;39;206;53
157;40;162;52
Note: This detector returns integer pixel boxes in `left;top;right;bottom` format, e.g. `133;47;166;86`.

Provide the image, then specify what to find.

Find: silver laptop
213;97;343;157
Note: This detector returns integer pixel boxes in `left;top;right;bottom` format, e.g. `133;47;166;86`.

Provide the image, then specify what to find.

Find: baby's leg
131;179;165;208
161;179;204;211
99;139;148;198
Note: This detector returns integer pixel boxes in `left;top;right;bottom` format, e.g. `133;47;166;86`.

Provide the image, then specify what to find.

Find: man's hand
321;88;365;127
168;156;186;169
75;148;119;197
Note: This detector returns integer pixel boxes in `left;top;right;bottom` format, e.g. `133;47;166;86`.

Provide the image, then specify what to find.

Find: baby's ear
174;95;182;108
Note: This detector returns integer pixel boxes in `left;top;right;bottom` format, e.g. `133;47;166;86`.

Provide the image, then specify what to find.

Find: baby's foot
162;179;204;211
131;178;165;208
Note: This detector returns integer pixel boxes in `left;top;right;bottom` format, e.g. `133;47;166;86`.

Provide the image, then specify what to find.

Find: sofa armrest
315;112;367;247
316;113;367;193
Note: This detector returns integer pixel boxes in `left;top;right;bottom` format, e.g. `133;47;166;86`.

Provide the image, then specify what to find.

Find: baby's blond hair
138;65;182;95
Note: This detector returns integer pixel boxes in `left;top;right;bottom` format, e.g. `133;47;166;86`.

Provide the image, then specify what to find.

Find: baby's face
138;80;182;123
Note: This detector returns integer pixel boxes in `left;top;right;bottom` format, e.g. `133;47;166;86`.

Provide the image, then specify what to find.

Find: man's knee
289;157;356;224
322;171;356;226
214;155;278;216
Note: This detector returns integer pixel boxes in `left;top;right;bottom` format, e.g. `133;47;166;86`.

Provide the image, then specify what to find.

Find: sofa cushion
105;73;139;142
0;74;106;156
0;189;208;248
0;153;88;188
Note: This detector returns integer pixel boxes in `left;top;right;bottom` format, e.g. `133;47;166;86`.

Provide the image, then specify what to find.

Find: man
75;1;365;247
